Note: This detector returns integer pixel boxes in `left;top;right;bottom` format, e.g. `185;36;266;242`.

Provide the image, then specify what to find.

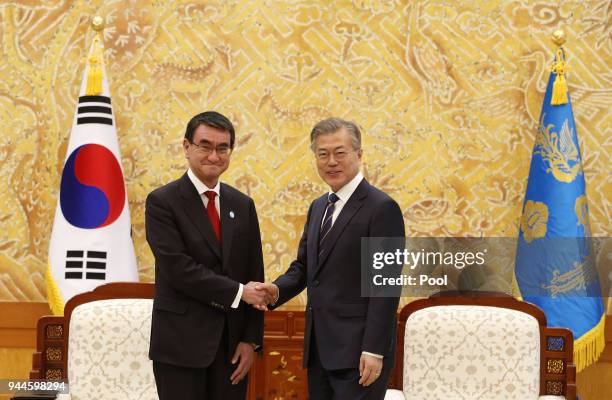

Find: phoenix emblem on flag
534;115;581;183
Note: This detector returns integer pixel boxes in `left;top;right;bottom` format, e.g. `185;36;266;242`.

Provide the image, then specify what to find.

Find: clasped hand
241;281;278;310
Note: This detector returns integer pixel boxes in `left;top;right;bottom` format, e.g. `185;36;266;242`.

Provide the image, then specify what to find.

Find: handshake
241;281;279;310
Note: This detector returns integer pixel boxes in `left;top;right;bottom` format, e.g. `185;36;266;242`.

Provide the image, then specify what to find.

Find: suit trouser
152;318;248;400
307;328;391;400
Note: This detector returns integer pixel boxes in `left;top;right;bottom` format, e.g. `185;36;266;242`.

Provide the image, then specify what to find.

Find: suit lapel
307;196;327;274
179;173;221;260
219;184;234;272
315;180;369;274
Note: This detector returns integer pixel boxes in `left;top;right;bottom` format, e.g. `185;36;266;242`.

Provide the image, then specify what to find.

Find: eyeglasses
189;141;232;156
315;149;355;161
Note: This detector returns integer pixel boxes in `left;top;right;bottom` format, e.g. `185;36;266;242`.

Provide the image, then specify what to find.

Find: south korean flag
47;30;139;315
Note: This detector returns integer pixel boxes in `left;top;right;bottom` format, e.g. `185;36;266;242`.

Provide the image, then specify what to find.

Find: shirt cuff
231;283;243;309
362;351;384;359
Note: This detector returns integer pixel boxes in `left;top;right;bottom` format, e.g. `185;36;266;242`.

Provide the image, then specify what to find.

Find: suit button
313;280;320;287
308;306;313;312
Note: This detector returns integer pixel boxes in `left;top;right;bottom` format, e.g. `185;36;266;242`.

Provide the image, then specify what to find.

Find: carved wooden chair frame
29;282;155;381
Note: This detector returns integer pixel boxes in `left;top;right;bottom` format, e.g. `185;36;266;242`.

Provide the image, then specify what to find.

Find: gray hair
310;117;362;151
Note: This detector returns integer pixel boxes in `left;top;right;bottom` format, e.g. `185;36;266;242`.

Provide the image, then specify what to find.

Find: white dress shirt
321;171;364;228
322;171;383;360
187;169;243;308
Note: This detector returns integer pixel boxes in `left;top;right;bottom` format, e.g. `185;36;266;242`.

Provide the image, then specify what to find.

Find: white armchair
385;293;576;400
57;298;158;400
28;283;158;400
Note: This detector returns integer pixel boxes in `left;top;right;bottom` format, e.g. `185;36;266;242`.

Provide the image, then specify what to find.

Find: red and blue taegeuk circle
60;144;125;229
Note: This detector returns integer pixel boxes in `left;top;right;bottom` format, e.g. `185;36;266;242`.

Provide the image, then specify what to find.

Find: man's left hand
358;353;383;387
230;342;255;385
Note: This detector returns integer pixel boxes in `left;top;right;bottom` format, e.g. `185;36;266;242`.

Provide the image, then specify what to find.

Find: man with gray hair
256;117;405;399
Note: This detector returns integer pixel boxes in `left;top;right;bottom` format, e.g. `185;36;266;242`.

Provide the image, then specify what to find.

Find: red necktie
204;191;221;242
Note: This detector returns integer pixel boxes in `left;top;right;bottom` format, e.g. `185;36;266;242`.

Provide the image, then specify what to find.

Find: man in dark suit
256;118;405;400
146;111;267;400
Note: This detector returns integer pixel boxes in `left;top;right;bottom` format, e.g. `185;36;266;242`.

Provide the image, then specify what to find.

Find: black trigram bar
66;250;84;257
66;260;83;269
65;272;82;279
86;272;106;280
78;96;111;104
77;117;113;125
86;261;106;269
87;251;107;259
77;96;113;126
78;106;112;115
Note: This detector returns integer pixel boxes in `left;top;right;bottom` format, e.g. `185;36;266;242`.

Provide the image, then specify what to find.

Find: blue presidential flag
515;45;605;372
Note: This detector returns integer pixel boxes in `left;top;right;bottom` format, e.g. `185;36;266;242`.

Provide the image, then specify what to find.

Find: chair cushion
67;298;158;400
403;305;540;400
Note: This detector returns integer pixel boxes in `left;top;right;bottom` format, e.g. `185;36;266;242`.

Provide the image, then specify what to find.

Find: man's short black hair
184;111;235;148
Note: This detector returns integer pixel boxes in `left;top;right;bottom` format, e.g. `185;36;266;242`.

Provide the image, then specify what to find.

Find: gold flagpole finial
550;29;568;105
91;15;105;32
86;16;105;96
551;29;566;46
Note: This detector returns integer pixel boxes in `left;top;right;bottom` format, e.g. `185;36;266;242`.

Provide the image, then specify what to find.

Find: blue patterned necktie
319;193;340;257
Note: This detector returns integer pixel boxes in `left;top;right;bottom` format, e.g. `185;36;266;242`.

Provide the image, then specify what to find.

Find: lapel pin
229;211;235;219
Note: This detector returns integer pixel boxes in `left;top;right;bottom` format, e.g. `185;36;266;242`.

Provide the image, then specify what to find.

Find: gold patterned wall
0;0;609;306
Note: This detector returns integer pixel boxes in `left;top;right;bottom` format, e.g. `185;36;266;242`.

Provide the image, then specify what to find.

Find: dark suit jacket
272;179;405;370
146;173;264;368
